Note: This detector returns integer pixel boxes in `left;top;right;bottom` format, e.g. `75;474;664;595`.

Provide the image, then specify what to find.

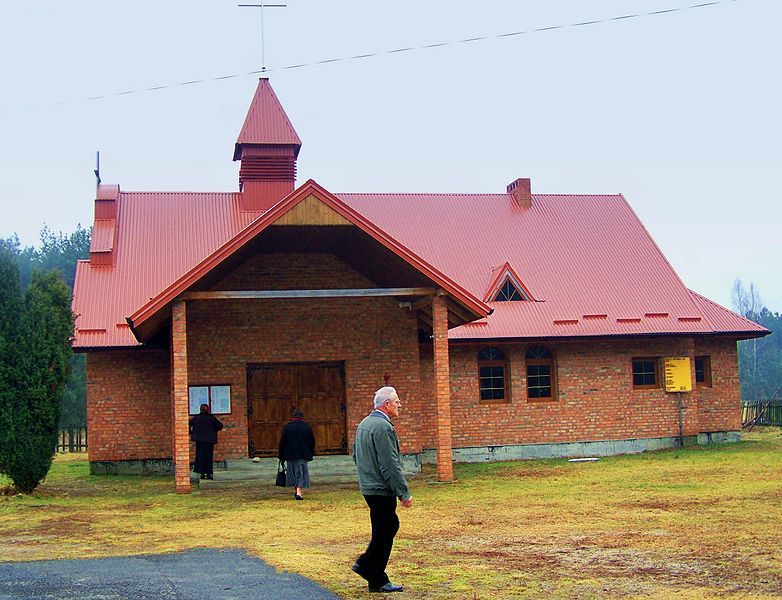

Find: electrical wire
1;0;742;116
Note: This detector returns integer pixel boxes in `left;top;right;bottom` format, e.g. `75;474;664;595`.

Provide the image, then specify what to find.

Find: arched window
478;347;509;402
525;346;556;400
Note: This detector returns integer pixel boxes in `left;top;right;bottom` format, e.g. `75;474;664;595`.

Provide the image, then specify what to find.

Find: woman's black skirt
194;441;215;475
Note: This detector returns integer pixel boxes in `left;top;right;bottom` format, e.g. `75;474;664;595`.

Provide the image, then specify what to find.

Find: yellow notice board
664;357;692;392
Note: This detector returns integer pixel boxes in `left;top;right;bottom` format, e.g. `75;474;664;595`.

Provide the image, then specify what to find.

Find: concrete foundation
420;431;741;464
697;431;741;444
89;458;228;476
89;431;741;476
90;459;174;476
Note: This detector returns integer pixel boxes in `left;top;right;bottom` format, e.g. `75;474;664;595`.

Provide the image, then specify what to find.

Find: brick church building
72;79;767;492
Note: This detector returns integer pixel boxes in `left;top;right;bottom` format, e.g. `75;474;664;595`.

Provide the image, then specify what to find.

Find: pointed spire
234;79;302;211
234;78;301;161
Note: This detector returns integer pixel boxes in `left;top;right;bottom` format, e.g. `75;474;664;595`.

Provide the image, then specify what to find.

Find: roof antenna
238;3;287;72
94;150;102;192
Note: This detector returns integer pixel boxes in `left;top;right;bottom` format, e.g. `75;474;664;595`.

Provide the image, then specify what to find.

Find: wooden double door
247;362;347;457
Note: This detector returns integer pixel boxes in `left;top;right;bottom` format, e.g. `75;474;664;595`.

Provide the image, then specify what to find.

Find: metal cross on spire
238;3;287;72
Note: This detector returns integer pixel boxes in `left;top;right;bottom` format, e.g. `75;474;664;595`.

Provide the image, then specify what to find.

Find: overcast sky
1;0;779;312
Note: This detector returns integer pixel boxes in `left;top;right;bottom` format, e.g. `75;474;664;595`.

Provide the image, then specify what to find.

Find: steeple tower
234;78;302;211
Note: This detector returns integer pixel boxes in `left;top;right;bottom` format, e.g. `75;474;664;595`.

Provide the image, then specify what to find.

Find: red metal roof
687;290;767;336
125;180;490;341
73;191;252;347
89;219;115;253
71;80;768;349
72;188;767;349
234;78;301;159
336;193;768;340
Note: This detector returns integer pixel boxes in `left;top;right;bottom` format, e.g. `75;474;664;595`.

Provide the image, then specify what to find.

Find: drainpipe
677;392;683;448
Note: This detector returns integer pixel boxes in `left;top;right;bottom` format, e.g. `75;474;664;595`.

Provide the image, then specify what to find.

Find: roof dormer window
495;279;523;302
484;262;534;303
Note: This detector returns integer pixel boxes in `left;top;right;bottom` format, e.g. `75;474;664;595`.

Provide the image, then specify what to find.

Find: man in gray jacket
351;386;413;593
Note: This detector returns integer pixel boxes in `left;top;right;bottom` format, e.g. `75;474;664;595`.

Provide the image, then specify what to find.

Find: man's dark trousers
356;495;399;588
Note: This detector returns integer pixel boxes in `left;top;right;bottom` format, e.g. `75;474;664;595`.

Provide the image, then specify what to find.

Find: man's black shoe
368;582;404;593
350;562;370;581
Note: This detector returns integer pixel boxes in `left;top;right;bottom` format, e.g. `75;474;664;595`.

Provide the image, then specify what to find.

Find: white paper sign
188;386;209;415
210;386;231;414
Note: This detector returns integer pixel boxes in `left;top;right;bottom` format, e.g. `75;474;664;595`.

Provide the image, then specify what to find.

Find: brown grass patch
1;430;782;598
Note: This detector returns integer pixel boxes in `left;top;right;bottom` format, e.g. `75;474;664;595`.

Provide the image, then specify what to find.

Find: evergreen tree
4;270;74;493
0;225;90;292
0;250;22;474
738;308;781;403
37;225;91;291
59;358;87;429
1;226;90;429
0;235;35;292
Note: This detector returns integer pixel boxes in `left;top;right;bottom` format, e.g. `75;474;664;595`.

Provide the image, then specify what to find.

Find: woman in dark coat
189;404;223;480
278;408;316;500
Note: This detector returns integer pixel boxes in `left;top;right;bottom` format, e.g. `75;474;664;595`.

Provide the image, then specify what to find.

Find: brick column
432;293;453;482
171;300;190;493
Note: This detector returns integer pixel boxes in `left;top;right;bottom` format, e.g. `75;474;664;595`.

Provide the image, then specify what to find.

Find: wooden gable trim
274;194;352;225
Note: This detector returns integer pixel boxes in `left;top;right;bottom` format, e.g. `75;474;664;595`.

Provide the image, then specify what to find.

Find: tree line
732;280;781;404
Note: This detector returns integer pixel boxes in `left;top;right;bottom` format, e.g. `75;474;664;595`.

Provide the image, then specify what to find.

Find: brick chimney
89;184;119;266
234;79;302;212
506;178;532;209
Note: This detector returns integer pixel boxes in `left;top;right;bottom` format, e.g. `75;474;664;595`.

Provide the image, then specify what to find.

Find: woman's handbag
275;461;286;487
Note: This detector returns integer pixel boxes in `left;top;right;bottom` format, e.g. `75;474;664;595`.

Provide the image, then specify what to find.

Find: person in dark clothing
278;408;316;500
189;404;223;480
351;386;412;594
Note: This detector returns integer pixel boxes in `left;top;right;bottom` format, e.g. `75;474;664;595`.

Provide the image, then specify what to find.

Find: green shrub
1;269;73;493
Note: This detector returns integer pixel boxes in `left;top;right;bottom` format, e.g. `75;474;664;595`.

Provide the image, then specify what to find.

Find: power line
2;0;741;116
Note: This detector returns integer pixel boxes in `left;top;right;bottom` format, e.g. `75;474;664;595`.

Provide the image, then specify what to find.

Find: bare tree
732;278;765;388
732;278;763;318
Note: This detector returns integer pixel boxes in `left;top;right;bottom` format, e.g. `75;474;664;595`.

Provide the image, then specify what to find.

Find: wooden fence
56;427;87;453
742;401;782;427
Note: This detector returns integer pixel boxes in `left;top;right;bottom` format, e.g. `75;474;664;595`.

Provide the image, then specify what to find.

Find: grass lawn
2;428;781;599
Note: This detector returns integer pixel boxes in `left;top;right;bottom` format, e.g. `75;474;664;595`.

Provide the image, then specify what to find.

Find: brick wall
85;249;742;463
86;349;171;461
86;252;424;462
418;336;741;450
189;252;422;458
694;338;741;432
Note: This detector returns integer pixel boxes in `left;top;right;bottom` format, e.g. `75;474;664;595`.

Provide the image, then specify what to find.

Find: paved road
0;548;339;599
